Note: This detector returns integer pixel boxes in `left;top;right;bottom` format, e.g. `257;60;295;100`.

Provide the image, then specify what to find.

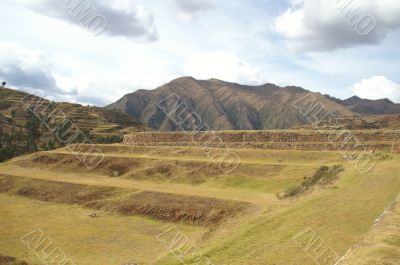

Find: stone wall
123;131;400;153
124;130;400;143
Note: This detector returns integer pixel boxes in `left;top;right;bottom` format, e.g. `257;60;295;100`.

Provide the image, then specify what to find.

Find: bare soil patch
0;174;122;204
0;254;28;265
0;175;254;226
89;191;254;226
28;153;138;177
27;153;286;183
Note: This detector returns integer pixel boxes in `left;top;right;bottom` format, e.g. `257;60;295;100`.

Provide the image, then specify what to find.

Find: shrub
373;153;392;161
91;134;123;144
278;165;344;199
283;186;303;198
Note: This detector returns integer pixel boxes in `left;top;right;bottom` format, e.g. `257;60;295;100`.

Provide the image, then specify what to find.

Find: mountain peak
344;95;362;103
170;76;197;83
348;95;361;100
207;78;226;83
381;98;394;103
337;95;400;116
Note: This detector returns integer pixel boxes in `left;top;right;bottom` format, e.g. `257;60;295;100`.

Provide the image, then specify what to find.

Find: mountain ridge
325;94;400;116
109;76;400;131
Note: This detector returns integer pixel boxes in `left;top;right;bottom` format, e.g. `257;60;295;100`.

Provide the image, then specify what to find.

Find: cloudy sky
0;0;400;105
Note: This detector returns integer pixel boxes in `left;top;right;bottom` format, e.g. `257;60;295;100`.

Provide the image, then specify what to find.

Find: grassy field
0;143;399;265
0;194;204;265
338;194;400;265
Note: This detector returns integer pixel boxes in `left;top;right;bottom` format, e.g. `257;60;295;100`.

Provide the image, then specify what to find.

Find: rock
88;212;99;218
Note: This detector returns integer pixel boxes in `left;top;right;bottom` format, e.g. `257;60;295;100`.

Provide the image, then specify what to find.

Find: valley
2;0;400;263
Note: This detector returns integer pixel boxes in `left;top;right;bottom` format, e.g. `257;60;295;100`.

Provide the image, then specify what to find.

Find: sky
0;0;399;106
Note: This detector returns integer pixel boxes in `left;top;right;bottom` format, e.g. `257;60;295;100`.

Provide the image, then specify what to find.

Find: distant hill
327;95;400;116
295;114;400;130
108;77;355;131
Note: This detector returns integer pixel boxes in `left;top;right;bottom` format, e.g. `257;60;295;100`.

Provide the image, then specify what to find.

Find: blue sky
0;0;399;105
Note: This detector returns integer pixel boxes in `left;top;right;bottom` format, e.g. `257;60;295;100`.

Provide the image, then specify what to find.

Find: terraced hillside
0;131;399;264
0;87;145;135
0;87;147;162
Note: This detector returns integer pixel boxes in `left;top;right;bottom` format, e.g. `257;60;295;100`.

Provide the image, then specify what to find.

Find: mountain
327;95;400;116
108;77;356;131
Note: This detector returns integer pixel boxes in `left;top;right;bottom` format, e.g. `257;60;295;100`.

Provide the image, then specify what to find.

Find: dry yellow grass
0;194;205;265
338;194;400;265
0;143;399;265
158;159;400;265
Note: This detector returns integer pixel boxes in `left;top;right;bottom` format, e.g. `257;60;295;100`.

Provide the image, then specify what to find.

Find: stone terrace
123;130;400;153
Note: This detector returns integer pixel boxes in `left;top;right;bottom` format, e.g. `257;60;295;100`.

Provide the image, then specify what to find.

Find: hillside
0;87;146;161
0;87;144;133
108;77;356;131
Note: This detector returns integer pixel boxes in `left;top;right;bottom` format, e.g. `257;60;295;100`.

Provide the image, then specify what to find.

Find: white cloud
1;0;399;107
0;43;72;94
171;0;216;20
14;0;159;41
172;0;215;14
275;0;400;52
351;76;400;102
184;51;262;84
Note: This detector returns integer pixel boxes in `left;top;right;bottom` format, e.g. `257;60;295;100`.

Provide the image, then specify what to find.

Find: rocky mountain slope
108;77;356;130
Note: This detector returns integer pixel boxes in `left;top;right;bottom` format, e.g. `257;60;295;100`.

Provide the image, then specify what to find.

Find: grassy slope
0;145;399;265
0;194;204;265
339;194;400;265
158;158;400;264
15;146;343;196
